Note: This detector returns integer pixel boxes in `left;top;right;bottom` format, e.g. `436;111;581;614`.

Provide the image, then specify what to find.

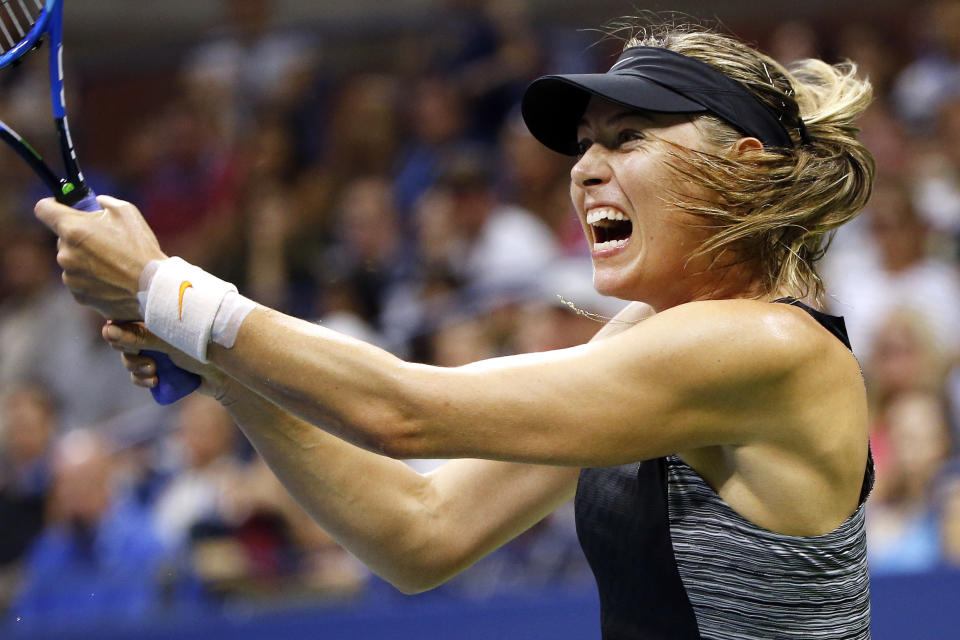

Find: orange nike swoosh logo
178;281;193;321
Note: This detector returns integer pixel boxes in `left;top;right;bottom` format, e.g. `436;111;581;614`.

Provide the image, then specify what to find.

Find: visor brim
521;73;706;156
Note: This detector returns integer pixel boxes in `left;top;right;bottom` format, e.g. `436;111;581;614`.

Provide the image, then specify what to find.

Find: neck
646;262;770;313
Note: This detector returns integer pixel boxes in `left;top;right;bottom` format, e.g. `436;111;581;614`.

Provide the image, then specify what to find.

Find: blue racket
1;0;201;405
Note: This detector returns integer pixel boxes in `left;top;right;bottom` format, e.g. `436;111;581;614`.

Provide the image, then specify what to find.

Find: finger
130;370;158;389
121;352;156;376
102;321;164;354
34;197;83;236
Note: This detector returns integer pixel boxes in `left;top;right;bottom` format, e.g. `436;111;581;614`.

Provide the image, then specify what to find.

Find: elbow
374;506;471;595
390;576;442;596
382;556;465;595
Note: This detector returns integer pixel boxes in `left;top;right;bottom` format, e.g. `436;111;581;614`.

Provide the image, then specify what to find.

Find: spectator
867;391;954;574
823;179;960;361
152;396;246;551
912;93;960;240
421;148;559;293
322;176;416;335
134;98;243;270
0;385;57;611
9;430;172;625
0;232;148;430
183;0;319;143
891;0;960;131
393;75;471;216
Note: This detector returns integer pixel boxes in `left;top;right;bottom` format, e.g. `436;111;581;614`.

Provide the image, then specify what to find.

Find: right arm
112;302;649;593
221;388;579;594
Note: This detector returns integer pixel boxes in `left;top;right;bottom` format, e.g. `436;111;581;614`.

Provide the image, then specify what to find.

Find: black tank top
574;299;874;639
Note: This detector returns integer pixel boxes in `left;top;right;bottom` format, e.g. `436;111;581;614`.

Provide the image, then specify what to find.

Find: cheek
569;181;583;210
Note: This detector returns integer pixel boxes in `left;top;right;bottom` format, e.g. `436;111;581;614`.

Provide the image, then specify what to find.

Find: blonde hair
620;24;876;302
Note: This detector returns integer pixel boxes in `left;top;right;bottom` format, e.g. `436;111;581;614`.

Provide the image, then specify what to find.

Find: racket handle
69;190;101;212
65;190;203;405
143;350;203;405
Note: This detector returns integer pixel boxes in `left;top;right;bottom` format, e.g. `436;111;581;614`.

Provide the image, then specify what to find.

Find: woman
36;26;875;640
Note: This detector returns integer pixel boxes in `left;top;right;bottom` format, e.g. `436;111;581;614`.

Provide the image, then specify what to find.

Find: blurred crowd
1;0;960;628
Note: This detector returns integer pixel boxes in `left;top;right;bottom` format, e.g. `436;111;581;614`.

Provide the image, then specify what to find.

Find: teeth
586;207;628;225
594;239;629;251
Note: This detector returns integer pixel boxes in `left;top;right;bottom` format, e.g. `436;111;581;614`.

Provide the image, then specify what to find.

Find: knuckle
60;223;81;245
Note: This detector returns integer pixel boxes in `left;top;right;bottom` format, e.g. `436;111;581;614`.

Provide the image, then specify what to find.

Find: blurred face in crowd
868;183;927;272
339;177;400;261
1;387;56;466
570;98;727;308
886;393;951;471
49;430;113;527
226;0;272;39
411;78;465;146
883;391;952;500
930;0;960;58
176;395;237;469
868;312;941;400
1;235;53;299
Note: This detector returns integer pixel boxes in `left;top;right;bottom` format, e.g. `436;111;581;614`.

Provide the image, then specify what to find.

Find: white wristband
141;257;237;362
211;290;257;349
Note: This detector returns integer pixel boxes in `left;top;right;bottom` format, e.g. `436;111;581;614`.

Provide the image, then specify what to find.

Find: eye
576;138;593;156
616;129;645;148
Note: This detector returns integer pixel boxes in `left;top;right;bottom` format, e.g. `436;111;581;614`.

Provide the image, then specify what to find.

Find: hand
35;195;168;321
102;321;234;402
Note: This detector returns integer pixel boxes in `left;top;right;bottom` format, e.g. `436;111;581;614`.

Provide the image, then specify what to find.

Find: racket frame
0;0;90;207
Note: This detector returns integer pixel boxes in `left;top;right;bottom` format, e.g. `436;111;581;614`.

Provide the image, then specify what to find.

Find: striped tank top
575;300;873;639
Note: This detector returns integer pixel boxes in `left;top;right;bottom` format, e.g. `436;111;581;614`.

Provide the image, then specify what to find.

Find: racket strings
0;0;43;53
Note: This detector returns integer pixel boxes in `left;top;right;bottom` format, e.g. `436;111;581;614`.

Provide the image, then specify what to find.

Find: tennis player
36;26;875;639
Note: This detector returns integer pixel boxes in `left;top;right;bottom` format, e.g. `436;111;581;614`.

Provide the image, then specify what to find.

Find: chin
591;270;633;300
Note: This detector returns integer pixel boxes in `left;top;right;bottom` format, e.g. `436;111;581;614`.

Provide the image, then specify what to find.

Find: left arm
202;300;807;466
36;196;811;467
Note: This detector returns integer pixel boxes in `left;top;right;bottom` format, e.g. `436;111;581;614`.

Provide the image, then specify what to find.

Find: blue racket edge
71;191;202;405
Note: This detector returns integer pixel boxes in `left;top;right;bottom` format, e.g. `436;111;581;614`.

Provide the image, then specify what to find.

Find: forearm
219;383;455;593
209;307;429;457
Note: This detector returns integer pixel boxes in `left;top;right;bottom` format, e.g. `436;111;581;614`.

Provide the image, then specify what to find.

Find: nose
570;144;611;189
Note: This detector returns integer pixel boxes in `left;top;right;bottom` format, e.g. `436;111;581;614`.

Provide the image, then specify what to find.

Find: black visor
522;46;795;155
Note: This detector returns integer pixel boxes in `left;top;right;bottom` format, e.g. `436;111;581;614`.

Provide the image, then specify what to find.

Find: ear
733;137;763;154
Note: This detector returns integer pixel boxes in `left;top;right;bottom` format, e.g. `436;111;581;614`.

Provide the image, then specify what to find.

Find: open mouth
586;207;633;251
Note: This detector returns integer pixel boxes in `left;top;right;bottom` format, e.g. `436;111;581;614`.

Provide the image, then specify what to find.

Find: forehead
577;96;696;131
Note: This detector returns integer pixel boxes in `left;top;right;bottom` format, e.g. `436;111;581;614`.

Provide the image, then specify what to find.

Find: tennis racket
1;0;200;405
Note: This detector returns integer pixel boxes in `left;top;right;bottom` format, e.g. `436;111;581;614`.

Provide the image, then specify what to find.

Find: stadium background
2;0;959;637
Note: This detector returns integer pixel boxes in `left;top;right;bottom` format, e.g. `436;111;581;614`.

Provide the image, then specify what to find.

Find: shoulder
631;299;835;374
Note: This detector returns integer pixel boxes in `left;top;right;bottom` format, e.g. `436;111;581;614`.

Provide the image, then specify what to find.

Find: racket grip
69;189;100;212
143;350;203;405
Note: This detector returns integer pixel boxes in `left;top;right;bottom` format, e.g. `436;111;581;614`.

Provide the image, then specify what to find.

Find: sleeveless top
574;299;874;639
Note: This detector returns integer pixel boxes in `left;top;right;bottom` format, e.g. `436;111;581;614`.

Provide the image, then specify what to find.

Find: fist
35;195;167;320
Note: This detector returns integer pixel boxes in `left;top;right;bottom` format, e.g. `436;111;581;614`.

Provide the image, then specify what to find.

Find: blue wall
4;570;960;639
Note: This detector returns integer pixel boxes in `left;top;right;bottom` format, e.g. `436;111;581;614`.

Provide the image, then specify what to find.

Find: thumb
34;197;80;236
102;320;164;354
